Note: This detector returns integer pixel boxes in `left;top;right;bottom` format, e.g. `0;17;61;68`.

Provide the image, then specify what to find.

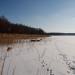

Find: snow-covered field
0;36;75;75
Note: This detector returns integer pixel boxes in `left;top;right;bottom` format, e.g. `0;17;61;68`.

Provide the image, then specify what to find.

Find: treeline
48;32;75;36
0;16;46;35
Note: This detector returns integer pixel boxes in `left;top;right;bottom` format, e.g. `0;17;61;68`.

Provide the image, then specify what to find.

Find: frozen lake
0;36;75;75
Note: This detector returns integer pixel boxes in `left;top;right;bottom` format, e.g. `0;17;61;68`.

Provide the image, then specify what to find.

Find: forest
0;16;46;35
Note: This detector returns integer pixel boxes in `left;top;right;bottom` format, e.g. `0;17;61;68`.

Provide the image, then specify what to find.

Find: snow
0;36;75;75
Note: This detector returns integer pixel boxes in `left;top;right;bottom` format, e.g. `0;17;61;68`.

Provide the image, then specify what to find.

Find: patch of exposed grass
0;33;48;44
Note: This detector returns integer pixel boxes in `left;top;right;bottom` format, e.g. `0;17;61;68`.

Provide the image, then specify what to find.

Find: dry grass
0;33;48;44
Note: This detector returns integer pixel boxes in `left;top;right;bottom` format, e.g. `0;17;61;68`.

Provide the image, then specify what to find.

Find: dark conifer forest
0;16;46;35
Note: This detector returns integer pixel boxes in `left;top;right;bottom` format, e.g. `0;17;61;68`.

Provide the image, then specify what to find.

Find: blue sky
0;0;75;32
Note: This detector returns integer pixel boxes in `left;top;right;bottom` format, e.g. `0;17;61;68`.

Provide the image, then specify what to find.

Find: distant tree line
0;16;46;35
48;32;75;36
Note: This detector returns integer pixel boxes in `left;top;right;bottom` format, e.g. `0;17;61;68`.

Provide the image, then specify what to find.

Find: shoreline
0;33;49;44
